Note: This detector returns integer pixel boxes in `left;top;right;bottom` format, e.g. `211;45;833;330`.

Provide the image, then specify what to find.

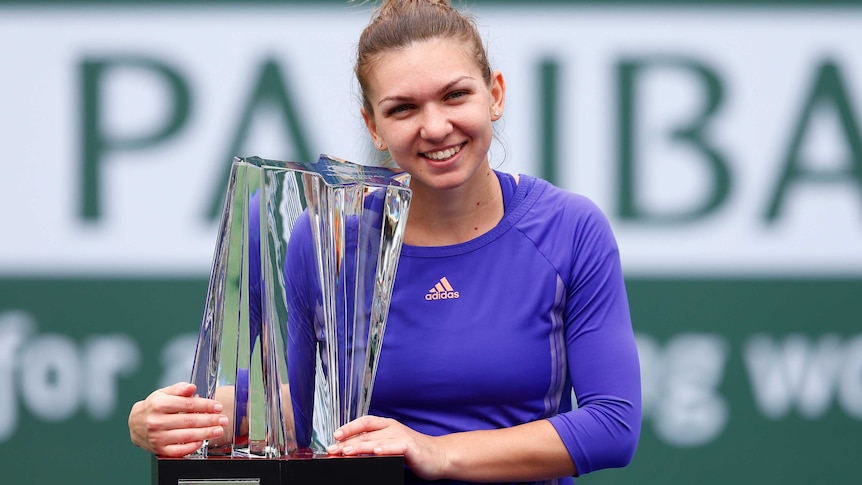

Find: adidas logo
425;276;460;301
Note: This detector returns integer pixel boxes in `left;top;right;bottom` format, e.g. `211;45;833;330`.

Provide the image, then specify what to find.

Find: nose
419;105;452;142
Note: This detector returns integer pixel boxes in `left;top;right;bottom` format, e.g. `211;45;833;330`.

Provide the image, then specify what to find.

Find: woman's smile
420;142;465;162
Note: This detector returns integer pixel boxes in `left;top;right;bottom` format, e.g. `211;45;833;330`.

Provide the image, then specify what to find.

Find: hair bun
354;0;491;114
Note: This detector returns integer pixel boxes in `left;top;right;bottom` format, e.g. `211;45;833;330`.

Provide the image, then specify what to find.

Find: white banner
1;5;861;276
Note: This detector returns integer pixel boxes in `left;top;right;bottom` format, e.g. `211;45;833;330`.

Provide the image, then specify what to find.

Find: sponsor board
0;5;860;276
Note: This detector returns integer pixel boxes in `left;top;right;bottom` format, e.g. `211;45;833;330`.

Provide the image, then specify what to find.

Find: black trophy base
153;454;404;485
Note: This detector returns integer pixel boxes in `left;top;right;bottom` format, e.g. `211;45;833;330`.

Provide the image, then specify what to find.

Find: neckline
400;173;539;258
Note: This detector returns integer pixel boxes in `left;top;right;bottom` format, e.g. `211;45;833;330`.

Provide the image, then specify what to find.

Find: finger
152;394;223;415
326;425;389;455
161;381;196;397
334;439;407;457
158;441;207;458
334;415;389;441
152;424;225;450
150;412;229;432
327;434;366;455
367;442;408;456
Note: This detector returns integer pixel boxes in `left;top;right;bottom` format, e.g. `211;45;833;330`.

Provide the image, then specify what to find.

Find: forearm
437;419;576;482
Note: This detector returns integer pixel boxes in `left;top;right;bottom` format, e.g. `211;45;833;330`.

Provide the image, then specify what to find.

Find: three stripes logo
425;276;460;301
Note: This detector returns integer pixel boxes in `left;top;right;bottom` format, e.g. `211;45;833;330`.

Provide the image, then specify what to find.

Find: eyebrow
377;75;475;108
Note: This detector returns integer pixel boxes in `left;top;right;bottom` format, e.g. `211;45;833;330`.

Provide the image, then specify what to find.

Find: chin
417;172;474;192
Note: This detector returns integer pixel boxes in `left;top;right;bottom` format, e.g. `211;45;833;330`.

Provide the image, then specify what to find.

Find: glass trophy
187;154;411;460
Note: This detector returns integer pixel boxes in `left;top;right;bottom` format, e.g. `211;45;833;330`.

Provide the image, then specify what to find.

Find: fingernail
342;446;354;454
373;447;382;454
218;416;229;426
213;403;223;413
333;429;343;440
326;445;338;454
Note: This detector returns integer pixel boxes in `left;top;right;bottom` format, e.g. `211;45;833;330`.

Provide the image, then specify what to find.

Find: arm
328;415;575;482
549;203;641;474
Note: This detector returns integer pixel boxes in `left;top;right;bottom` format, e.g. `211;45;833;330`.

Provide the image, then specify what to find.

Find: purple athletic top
284;172;641;484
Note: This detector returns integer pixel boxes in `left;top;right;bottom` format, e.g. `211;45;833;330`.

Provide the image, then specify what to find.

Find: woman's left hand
327;415;448;481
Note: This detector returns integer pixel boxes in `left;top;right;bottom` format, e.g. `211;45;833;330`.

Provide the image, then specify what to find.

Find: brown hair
355;0;492;115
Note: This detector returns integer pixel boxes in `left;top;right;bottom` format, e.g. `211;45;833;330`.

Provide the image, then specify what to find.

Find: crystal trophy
186;154;411;461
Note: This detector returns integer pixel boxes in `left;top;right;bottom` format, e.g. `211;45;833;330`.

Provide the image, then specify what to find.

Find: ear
489;70;506;121
362;107;387;151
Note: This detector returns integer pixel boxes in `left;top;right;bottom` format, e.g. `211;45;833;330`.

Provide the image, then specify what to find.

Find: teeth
424;144;461;160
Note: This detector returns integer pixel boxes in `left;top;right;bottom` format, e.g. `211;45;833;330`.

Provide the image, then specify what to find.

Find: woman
129;1;641;483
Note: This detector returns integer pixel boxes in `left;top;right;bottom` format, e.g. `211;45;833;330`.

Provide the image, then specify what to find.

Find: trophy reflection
188;155;411;459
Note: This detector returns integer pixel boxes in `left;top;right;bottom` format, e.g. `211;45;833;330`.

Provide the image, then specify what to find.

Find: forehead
365;38;483;98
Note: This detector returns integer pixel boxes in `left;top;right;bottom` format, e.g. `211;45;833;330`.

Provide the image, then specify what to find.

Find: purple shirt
286;173;641;484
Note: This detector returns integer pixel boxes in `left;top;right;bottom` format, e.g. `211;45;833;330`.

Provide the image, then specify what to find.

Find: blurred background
1;0;860;483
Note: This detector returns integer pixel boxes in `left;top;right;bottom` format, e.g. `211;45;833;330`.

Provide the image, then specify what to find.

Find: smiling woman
359;37;506;246
316;1;641;483
128;1;641;484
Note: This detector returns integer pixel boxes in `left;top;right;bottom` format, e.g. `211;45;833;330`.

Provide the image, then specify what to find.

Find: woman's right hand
128;381;228;457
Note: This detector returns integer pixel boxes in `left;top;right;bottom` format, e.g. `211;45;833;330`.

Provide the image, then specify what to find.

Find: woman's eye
448;91;468;100
388;105;412;115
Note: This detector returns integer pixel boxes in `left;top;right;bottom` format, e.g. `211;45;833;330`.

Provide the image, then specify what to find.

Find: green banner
1;278;859;483
587;279;862;484
0;279;204;484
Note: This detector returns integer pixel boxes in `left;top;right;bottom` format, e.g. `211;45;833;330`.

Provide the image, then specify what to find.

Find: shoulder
516;175;615;241
532;176;602;210
510;176;622;281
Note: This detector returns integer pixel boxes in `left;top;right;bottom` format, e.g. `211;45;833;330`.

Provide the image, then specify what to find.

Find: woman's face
361;37;505;193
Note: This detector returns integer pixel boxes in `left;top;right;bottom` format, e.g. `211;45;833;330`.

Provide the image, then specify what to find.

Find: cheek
385;121;427;155
454;106;493;136
462;115;493;142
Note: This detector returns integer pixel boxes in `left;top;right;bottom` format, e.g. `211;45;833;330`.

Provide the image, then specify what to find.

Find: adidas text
425;291;460;301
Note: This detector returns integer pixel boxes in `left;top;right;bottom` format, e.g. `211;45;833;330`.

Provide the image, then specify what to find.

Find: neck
404;168;503;247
